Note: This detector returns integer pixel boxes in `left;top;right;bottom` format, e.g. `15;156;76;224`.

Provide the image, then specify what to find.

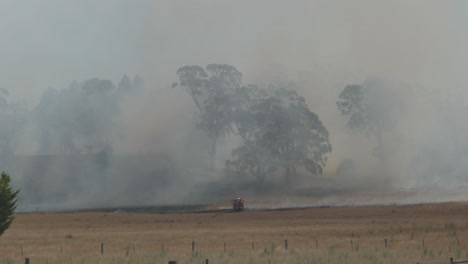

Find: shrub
0;171;20;237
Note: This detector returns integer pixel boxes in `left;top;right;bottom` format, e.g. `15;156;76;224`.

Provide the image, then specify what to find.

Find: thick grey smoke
1;1;468;210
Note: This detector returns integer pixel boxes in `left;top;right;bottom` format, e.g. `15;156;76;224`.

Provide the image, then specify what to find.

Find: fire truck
231;198;245;211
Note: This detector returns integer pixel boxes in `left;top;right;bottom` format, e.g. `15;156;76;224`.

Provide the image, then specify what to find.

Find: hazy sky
1;0;467;106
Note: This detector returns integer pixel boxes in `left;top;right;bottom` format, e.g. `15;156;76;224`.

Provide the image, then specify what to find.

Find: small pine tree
0;171;19;236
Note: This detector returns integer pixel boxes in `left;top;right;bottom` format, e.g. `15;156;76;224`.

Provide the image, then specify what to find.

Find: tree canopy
337;76;403;159
228;84;332;186
174;64;243;168
174;64;332;183
0;171;19;237
34;76;142;155
0;89;27;159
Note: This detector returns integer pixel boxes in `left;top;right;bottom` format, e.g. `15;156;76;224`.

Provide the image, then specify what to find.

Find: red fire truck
231;198;245;211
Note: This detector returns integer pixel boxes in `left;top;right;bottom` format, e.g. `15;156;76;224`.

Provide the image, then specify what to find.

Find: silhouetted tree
0;89;28;159
228;85;275;185
35;78;120;155
174;64;242;168
117;75;132;93
229;84;332;186
117;74;144;95
0;171;19;237
337;76;403;159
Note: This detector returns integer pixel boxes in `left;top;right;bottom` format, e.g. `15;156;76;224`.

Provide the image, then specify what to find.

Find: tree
174;64;242;168
0;89;28;160
336;76;403;159
228;84;332;186
0;171;19;237
117;74;144;95
117;75;132;93
35;78;120;155
79;78;119;154
228;85;276;185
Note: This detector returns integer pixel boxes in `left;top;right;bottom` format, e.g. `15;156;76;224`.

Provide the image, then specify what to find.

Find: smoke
1;1;468;210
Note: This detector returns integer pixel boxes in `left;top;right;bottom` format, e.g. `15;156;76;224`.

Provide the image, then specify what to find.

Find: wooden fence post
101;243;104;254
192;241;195;254
450;257;454;264
285;239;288;250
25;258;30;264
168;261;177;264
205;259;209;264
385;238;387;248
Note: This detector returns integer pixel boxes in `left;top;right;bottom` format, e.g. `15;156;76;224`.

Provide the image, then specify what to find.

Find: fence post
385;238;387;248
168;261;177;264
25;258;30;264
252;241;254;251
192;241;195;254
450;257;454;264
101;243;104;254
285;239;288;250
205;259;209;264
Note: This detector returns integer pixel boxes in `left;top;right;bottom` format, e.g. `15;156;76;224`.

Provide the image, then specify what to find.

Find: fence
13;238;468;264
21;256;468;264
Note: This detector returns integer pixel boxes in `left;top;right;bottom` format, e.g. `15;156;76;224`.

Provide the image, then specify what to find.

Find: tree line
174;64;400;186
0;64;402;186
0;75;143;161
0;64;405;221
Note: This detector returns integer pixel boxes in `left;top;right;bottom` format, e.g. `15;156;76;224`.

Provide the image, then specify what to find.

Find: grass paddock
1;202;468;263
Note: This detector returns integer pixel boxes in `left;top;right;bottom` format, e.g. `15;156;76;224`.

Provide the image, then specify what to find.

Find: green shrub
0;171;20;237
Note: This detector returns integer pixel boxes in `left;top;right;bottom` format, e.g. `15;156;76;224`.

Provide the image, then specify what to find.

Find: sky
1;0;467;106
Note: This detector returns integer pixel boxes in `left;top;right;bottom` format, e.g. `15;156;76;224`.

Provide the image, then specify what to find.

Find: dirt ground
1;202;468;263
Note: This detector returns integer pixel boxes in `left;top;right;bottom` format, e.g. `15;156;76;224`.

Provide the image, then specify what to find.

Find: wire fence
5;235;468;264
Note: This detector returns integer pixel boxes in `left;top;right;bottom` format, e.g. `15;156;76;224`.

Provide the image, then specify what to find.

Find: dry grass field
1;202;468;263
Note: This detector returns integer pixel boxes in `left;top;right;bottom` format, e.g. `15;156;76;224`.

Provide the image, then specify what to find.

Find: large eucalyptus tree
174;64;242;169
229;84;332;186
